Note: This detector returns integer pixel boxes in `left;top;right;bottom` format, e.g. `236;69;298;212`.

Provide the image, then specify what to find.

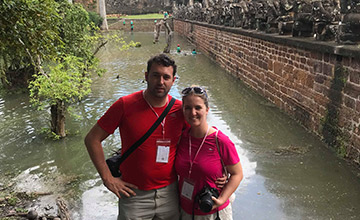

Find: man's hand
103;177;138;199
84;124;139;199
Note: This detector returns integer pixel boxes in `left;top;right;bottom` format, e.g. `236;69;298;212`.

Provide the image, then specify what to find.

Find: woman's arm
212;161;243;209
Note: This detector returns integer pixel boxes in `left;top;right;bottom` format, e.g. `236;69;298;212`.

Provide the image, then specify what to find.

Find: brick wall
175;20;360;167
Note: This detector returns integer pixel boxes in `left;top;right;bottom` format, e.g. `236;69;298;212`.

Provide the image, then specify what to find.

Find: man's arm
84;123;138;198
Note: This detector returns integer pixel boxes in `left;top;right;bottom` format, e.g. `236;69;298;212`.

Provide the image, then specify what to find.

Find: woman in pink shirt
175;86;243;220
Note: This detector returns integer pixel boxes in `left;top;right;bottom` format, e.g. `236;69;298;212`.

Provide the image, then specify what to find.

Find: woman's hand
212;162;244;210
215;174;227;188
211;196;227;209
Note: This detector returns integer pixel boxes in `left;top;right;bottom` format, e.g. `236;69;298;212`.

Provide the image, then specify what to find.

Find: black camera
197;186;219;213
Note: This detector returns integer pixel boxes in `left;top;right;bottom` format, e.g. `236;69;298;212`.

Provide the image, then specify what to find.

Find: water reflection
0;32;359;220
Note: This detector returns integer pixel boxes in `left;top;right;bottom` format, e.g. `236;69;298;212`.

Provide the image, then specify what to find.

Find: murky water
1;32;360;220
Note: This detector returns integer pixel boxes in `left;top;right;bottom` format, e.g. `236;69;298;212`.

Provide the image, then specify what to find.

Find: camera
197;186;219;213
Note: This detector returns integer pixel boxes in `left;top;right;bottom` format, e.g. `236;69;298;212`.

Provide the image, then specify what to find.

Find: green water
1;32;359;220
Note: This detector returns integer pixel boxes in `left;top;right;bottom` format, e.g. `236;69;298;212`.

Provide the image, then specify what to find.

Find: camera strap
215;130;229;179
191;206;221;220
117;97;175;165
215;210;220;220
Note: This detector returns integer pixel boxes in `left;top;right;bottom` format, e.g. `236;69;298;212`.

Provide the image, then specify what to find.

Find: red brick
349;70;360;84
344;83;360;99
323;63;334;76
306;75;315;88
344;95;356;108
323;53;330;62
343;56;351;66
307;58;314;66
300;57;306;64
313;61;322;73
350;57;360;70
273;61;284;76
311;51;322;60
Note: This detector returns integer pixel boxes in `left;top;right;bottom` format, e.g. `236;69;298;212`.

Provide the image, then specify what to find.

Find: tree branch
93;40;108;56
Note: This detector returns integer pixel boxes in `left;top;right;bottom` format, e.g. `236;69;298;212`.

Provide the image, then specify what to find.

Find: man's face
145;63;175;99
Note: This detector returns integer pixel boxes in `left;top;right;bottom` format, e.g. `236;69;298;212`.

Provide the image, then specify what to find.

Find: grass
107;13;166;20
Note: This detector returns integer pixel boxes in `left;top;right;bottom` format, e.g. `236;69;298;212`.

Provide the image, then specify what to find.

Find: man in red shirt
84;54;185;219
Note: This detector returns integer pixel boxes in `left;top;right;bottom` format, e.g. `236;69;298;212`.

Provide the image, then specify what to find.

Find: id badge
181;178;195;200
156;139;171;163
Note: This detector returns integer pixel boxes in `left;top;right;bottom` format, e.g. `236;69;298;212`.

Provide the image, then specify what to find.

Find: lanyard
143;90;167;138
188;126;210;177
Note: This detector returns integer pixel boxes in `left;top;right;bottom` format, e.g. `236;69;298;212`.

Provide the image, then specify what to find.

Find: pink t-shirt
175;127;240;215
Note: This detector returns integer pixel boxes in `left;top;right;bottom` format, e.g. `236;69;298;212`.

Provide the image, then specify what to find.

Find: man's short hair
147;54;177;76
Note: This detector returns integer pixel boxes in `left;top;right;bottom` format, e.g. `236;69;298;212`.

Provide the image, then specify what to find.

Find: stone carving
277;0;296;35
312;0;340;41
266;0;282;33
292;0;314;37
337;0;360;44
239;0;257;29
255;0;268;31
172;0;358;44
106;0;172;15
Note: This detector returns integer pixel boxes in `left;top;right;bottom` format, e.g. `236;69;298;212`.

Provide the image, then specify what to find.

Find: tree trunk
51;100;66;138
154;20;164;43
99;0;108;30
163;20;173;53
2;65;34;90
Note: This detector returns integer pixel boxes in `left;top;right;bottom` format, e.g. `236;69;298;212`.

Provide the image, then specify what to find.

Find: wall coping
176;19;360;59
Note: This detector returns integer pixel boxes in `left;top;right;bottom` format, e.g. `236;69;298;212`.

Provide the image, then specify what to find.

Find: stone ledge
176;19;360;59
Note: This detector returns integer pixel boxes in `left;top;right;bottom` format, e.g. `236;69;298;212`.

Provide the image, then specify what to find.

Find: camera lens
199;193;213;213
197;187;219;213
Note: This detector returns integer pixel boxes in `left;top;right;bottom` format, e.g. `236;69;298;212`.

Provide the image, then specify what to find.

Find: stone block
349;70;360;84
315;74;326;84
305;75;315;89
350;57;360;70
344;83;360;99
323;53;330;62
344;95;356;108
300;57;307;64
322;63;334;76
313;61;323;73
311;51;322;60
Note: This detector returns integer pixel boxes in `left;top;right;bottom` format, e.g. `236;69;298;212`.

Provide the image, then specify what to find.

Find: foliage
88;11;103;28
7;196;18;206
0;0;62;83
40;127;61;140
321;64;349;157
1;0;136;137
29;56;92;109
15;207;28;213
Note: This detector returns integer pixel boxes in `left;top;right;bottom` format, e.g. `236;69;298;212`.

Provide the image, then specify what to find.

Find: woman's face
182;94;209;128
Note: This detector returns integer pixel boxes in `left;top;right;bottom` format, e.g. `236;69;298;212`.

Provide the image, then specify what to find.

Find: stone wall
174;19;360;167
108;19;160;32
105;0;172;15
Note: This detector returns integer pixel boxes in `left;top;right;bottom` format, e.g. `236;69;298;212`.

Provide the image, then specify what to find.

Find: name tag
156;139;171;163
181;179;195;200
